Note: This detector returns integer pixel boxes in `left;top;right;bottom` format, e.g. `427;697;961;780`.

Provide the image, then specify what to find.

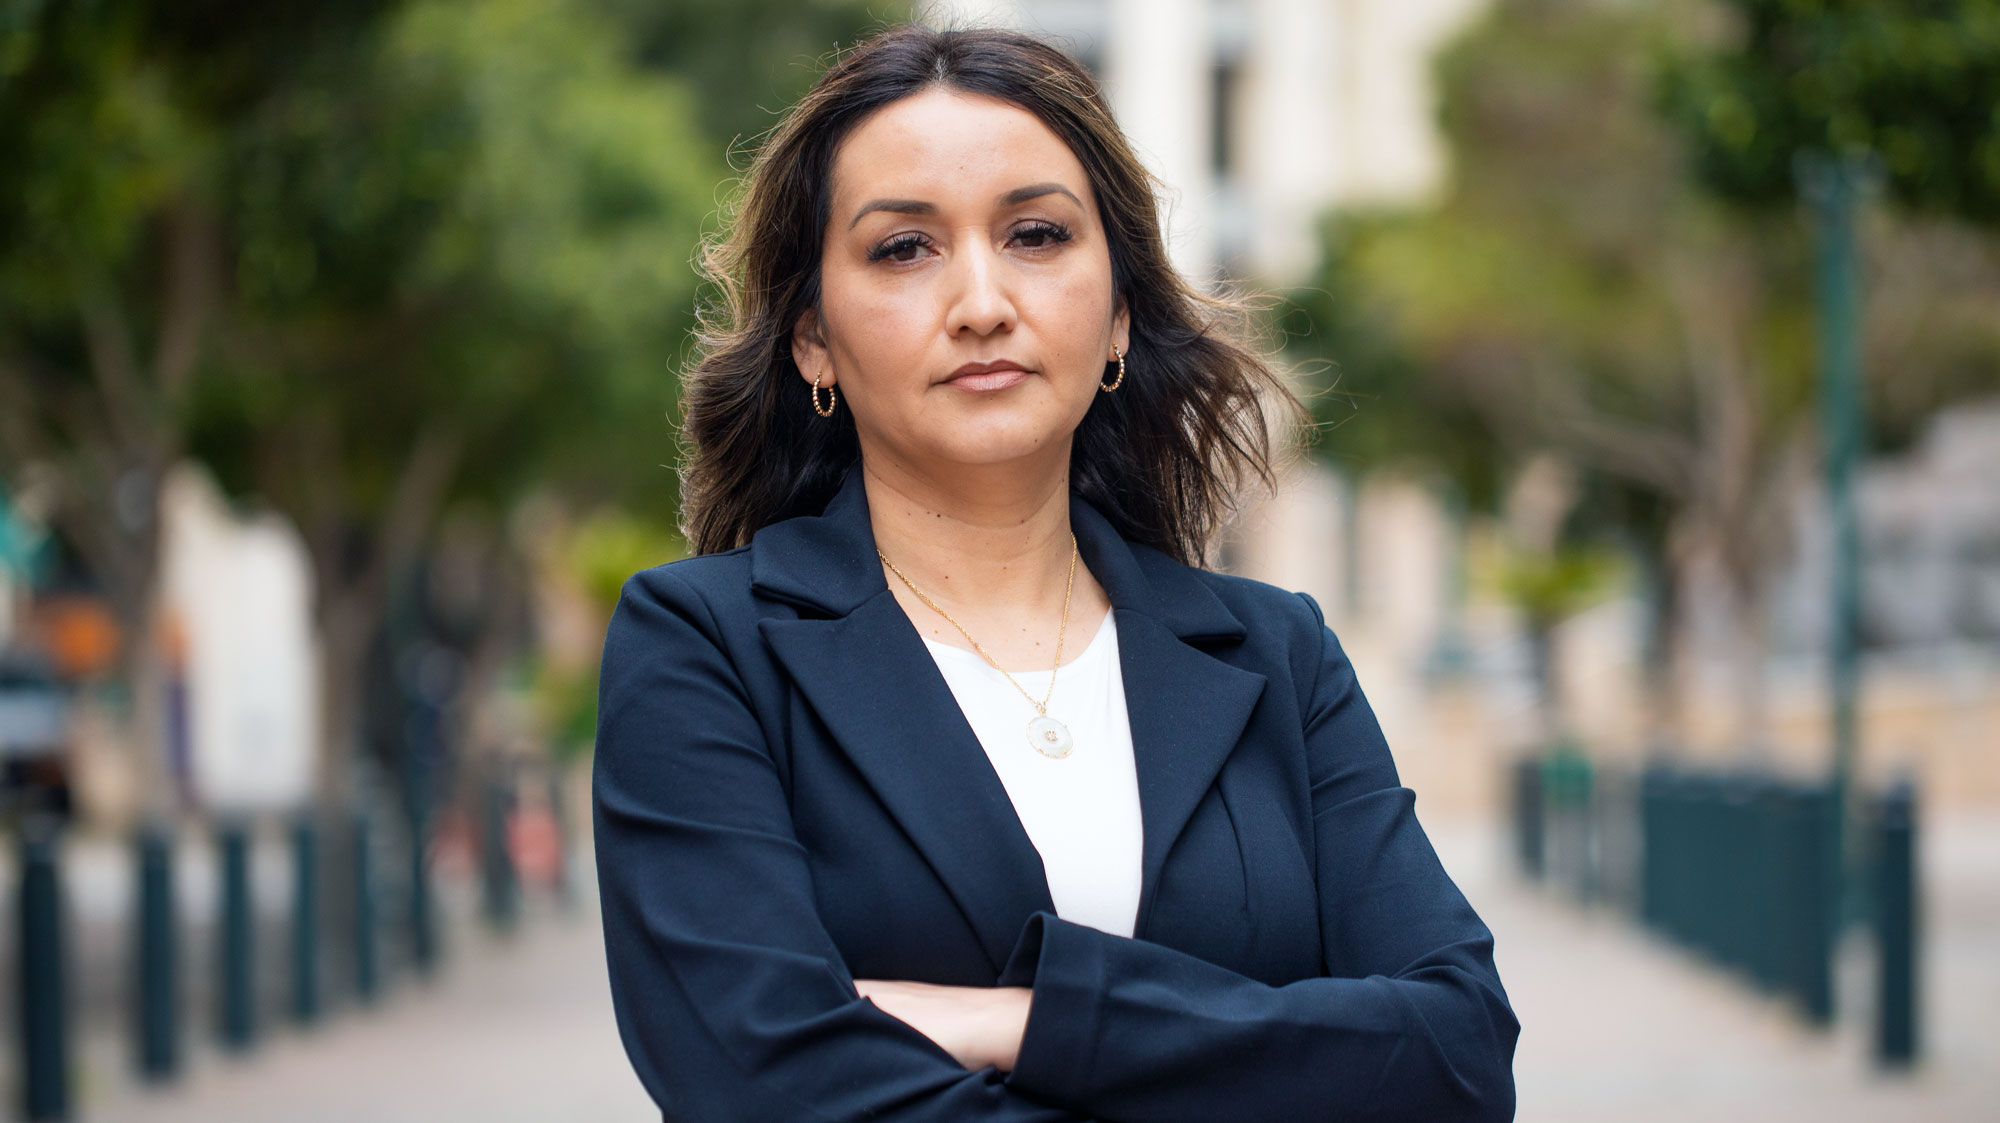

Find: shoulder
624;541;757;599
609;546;758;645
1125;543;1338;694
1191;566;1330;632
1130;539;1329;639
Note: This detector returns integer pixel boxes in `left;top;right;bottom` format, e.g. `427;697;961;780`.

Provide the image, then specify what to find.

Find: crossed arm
593;571;1518;1121
849;978;1034;1072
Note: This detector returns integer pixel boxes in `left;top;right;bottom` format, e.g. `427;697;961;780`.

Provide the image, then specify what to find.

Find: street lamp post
1798;150;1874;936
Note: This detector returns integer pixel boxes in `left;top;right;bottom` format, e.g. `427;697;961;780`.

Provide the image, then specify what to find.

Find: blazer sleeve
994;591;1519;1122
592;568;1098;1123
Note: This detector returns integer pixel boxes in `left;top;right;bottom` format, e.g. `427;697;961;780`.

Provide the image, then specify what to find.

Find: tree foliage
1656;0;2000;221
0;0;899;773
193;0;725;520
1284;210;1508;511
1286;0;2000;743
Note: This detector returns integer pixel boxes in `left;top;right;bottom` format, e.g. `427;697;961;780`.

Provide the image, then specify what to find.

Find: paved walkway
1435;817;2000;1123
77;894;655;1123
26;817;2000;1121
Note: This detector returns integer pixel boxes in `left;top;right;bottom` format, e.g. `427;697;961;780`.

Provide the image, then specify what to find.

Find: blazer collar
749;464;1246;640
751;465;1265;971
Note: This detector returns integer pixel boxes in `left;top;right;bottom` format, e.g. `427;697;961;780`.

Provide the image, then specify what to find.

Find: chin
930;431;1072;468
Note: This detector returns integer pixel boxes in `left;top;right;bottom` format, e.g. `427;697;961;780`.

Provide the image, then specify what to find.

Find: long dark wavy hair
678;23;1305;566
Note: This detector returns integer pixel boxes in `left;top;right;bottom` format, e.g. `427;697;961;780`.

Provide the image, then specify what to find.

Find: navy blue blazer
593;466;1518;1122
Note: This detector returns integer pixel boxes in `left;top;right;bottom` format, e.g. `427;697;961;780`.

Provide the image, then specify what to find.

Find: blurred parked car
0;650;73;822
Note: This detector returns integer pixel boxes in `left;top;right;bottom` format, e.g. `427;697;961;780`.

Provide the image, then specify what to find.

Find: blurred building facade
924;0;1488;284
1774;400;2000;654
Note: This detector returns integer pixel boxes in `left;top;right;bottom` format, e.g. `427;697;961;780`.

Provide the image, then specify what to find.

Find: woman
593;23;1518;1123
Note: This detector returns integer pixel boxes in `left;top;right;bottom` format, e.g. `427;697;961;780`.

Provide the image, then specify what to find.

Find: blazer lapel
760;599;1057;975
1067;500;1268;939
1111;610;1266;937
751;467;1266;961
754;472;1055;974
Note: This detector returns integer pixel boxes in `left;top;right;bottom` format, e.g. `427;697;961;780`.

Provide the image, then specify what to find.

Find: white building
1773;398;2000;655
921;0;1490;285
159;463;322;812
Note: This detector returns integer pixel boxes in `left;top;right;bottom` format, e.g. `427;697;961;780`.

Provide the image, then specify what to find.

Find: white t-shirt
921;609;1143;938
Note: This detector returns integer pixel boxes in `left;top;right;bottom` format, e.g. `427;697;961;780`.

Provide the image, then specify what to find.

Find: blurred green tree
196;0;727;780
0;0;900;796
1;0;406;793
1285;209;1506;511
595;0;914;156
1654;0;2000;820
1288;0;2000;748
1656;0;2000;222
1656;0;2000;445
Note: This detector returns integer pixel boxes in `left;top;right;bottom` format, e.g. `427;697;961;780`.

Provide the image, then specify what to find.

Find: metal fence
1509;754;1920;1067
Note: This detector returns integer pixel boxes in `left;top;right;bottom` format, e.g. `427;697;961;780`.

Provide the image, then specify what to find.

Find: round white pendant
1025;714;1074;759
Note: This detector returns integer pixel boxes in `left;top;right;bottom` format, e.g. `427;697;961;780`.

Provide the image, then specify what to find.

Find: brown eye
1011;220;1073;249
867;233;931;263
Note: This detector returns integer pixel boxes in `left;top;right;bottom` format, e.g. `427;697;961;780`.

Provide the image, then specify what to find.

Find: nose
945;238;1017;338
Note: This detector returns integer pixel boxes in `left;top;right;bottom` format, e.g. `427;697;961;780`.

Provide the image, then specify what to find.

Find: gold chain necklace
878;533;1079;759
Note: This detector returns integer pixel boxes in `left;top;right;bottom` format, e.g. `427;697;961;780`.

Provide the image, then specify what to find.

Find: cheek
822;267;928;373
1036;269;1116;368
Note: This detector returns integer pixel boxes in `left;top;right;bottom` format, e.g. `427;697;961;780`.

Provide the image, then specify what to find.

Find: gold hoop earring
811;372;837;417
1100;345;1125;392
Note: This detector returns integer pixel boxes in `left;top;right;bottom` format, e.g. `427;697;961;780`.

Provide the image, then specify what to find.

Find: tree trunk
305;424;465;810
1641;546;1687;754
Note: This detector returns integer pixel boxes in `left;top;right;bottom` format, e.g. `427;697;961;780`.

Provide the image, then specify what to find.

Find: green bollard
409;809;437;976
1663;773;1692;948
547;769;577;913
1873;782;1919;1066
1638;766;1664;929
1774;784;1817;1017
1730;775;1769;982
216;819;255;1050
1713;775;1743;969
1644;769;1672;934
481;775;520;933
134;821;180;1080
1788;785;1836;1025
18;819;69;1120
292;814;321;1025
1661;774;1690;946
1512;757;1544;881
1640;759;1672;927
1688;775;1720;959
1542;747;1592;900
1746;779;1785;993
352;810;379;1003
1668;772;1696;947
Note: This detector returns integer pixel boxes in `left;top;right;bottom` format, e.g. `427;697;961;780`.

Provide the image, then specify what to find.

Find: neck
861;451;1076;616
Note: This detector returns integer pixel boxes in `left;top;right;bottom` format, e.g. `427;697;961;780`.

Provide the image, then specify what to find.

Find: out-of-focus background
1;0;1995;1119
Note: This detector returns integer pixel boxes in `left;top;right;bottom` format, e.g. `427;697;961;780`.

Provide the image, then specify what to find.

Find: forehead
829;88;1092;210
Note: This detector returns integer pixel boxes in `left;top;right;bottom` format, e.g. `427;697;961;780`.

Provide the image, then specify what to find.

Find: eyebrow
847;182;1084;230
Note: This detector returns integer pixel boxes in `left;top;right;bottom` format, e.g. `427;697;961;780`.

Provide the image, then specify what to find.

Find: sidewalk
1433;815;2000;1123
78;891;654;1123
26;817;1999;1121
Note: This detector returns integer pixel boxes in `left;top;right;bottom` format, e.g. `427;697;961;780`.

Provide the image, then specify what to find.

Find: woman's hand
853;979;1033;1072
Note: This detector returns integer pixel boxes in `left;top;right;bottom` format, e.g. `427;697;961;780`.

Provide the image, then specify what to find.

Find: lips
945;360;1032;391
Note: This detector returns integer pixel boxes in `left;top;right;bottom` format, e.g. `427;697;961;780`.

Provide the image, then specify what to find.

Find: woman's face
793;87;1129;478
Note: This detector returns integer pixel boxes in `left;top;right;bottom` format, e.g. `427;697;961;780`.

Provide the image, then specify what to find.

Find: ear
1111;295;1131;358
792;305;832;387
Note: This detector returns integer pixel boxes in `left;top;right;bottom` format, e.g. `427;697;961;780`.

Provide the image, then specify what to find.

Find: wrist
986;986;1034;1072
